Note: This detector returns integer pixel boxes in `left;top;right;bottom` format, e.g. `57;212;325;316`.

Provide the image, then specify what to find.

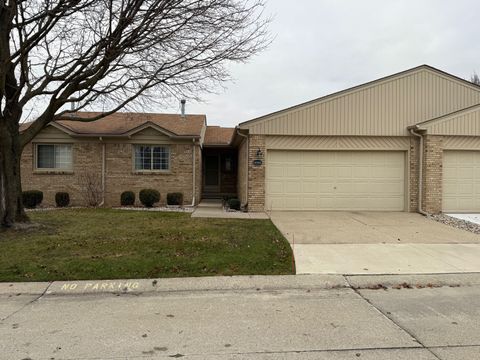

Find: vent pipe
180;99;186;118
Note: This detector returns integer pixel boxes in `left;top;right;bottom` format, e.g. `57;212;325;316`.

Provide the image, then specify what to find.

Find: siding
32;125;73;143
423;106;480;136
266;136;410;150
240;67;480;136
443;136;480;150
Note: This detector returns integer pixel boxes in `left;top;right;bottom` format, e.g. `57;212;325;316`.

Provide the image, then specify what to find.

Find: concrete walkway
271;212;480;275
192;199;269;219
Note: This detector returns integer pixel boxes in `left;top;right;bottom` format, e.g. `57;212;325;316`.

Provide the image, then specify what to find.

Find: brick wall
247;135;266;212
104;142;201;206
21;141;201;207
409;137;420;212
21;142;103;206
422;135;443;214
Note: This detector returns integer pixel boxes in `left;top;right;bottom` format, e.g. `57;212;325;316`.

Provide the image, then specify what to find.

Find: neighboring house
20;65;480;213
237;65;480;214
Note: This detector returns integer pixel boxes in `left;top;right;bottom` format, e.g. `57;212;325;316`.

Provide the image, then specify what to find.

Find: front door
204;155;220;193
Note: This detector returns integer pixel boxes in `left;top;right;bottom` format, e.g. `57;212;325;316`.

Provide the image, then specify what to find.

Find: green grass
0;209;294;282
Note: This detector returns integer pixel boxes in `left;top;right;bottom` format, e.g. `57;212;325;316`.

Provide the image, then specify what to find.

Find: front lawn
0;209;294;282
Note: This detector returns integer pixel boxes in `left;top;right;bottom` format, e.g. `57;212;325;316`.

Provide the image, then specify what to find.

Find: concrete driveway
270;212;480;275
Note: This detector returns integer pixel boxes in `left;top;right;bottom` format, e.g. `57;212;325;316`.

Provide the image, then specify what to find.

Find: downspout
409;127;428;216
98;138;106;207
190;139;196;207
236;129;249;207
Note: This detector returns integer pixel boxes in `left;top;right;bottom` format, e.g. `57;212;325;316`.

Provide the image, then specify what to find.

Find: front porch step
197;199;223;208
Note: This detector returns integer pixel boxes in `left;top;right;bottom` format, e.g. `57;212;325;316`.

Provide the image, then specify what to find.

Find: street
1;275;479;359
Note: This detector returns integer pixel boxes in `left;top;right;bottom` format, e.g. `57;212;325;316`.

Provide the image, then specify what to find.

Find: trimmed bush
139;189;160;208
55;192;70;207
227;198;241;211
120;191;135;206
22;190;43;209
167;192;184;206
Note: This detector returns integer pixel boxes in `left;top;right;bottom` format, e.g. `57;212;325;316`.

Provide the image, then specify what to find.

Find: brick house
21;112;236;207
21;65;480;213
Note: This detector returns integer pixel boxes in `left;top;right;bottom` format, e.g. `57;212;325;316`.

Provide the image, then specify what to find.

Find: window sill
33;170;74;175
133;170;172;175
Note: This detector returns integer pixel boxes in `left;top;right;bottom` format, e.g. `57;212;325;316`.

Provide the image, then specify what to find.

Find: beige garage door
266;150;406;211
443;151;480;212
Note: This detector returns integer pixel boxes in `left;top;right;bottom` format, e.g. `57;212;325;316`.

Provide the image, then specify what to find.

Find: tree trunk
0;120;28;228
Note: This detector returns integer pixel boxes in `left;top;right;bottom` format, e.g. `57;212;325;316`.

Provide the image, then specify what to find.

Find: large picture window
36;144;73;170
134;145;170;171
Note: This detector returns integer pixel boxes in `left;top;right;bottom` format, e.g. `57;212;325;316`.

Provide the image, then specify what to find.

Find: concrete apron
293;243;480;275
270;211;480;275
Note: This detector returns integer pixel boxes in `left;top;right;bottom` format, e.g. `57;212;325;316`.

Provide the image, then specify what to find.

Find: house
236;65;480;214
21;65;480;213
21;112;237;207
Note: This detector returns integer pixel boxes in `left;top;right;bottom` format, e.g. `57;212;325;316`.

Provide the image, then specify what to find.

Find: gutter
236;129;249;207
408;126;428;216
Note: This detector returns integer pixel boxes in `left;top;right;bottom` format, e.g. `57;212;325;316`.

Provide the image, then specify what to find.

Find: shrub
22;190;43;209
78;171;102;207
222;195;236;203
167;192;184;206
139;189;160;208
55;192;70;207
120;191;135;206
227;198;241;211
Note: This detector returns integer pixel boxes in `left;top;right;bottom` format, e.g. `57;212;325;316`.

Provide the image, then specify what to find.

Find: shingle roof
203;126;235;146
21;112;206;137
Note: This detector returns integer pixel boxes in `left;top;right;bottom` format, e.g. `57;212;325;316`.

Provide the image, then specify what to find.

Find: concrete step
197;199;223;208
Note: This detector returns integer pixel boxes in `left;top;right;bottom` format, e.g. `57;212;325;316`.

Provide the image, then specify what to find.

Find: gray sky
167;0;480;128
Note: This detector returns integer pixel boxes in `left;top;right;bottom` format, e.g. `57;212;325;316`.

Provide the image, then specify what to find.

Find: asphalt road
0;274;479;359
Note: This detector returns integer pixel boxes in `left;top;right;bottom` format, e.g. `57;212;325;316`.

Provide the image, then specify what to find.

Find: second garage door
266;150;406;211
443;150;480;212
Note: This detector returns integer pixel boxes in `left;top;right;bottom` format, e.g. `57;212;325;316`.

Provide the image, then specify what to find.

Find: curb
2;273;480;297
345;273;480;289
0;275;348;296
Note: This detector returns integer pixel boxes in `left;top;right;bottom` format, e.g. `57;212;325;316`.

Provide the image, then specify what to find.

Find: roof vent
180;99;186;118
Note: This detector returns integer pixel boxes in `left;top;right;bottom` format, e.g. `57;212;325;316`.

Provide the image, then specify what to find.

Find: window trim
132;144;171;173
34;143;73;172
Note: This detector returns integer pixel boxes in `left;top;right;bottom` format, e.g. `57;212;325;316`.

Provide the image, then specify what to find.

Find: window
134;145;170;171
36;144;73;170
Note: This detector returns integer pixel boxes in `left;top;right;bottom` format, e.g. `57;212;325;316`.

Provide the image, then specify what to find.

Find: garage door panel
267;180;284;194
443;151;480;212
302;181;318;193
302;166;318;178
266;150;405;211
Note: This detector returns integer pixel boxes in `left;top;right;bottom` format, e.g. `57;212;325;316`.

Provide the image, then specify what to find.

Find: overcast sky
161;0;480;128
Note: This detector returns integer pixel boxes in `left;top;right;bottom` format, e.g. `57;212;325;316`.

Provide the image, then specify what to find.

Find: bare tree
472;72;480;86
0;0;269;227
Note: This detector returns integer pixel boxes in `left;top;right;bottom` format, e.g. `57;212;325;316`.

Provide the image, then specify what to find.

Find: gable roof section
414;103;480;136
21;112;206;138
239;65;480;137
204;126;235;146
